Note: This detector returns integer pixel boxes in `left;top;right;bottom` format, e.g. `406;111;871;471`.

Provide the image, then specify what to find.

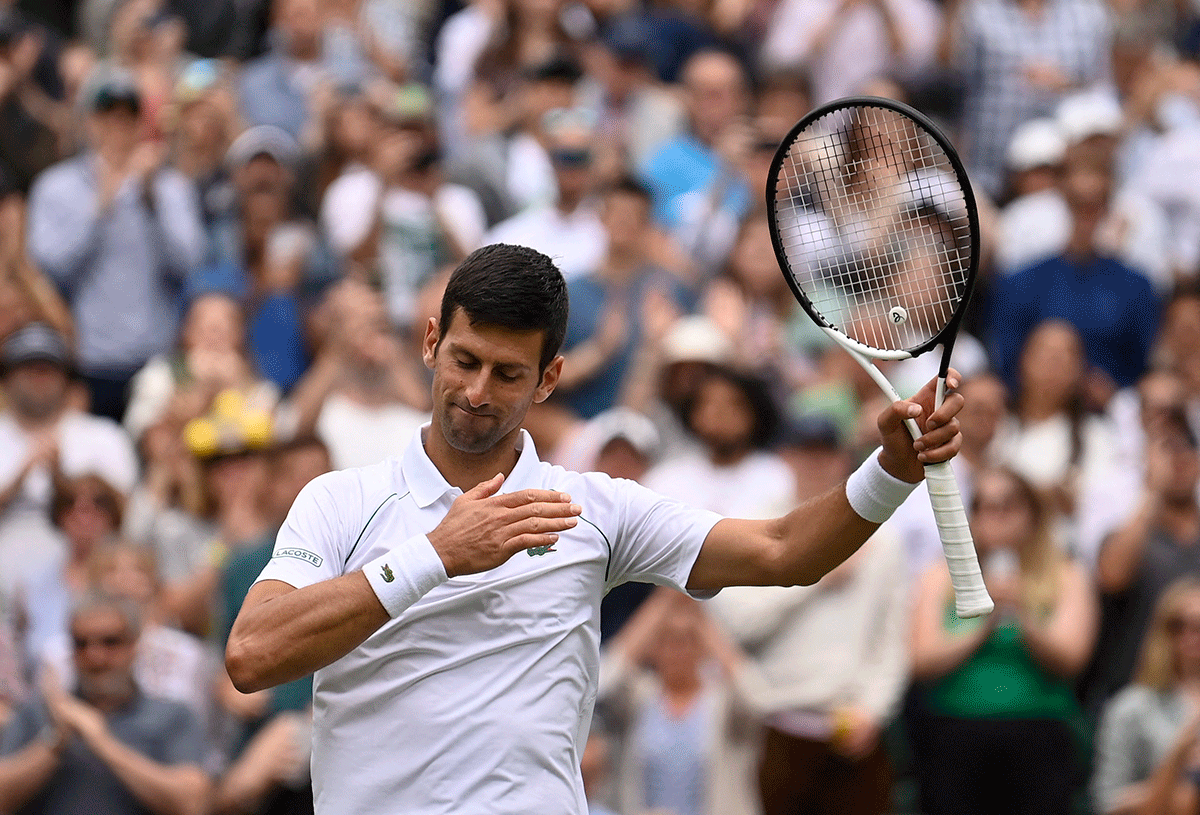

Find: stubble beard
440;404;509;456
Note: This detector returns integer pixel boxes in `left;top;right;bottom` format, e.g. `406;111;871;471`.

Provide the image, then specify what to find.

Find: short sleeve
254;471;365;589
602;476;722;593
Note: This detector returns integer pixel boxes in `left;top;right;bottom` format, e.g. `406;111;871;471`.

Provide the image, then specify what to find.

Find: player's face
424;309;562;455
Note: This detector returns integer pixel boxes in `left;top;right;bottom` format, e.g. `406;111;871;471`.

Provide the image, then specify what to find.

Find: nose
464;371;490;409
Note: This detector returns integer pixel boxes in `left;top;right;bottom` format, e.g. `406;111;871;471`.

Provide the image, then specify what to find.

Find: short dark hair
438;244;569;371
602;174;651;205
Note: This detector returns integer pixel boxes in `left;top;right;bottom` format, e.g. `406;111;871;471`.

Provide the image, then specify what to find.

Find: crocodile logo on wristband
381;564;396;582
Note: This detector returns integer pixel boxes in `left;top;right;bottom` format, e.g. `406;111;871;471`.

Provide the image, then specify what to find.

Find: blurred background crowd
0;0;1196;812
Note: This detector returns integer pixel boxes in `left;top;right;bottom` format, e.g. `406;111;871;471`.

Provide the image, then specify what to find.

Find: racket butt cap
955;597;995;619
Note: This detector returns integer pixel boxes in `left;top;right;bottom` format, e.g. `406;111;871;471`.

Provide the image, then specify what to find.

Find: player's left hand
877;369;964;484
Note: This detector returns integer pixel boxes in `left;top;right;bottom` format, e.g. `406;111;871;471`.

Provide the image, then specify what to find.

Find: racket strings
774;105;973;353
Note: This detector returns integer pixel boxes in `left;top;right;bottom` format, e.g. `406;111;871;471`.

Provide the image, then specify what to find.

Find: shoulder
297;462;396;515
1101;684;1164;727
30;155;87;193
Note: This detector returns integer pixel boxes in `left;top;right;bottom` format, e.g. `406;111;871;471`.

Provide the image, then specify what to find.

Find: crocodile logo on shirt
381;563;395;582
526;544;557;557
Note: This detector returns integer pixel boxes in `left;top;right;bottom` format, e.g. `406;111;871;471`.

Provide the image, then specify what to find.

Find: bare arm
1017;561;1098;679
688;373;964;590
910;564;995;681
1096;490;1158;594
0;733;63;812
227;476;583;693
43;683;210;815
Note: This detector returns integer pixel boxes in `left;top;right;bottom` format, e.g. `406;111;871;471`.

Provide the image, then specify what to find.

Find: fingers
466;472;505;499
494;488;574;508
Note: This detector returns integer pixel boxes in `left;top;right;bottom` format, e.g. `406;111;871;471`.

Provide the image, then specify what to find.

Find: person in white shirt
224;243;968;815
645;365;796;519
0;323;138;598
481;108;608;281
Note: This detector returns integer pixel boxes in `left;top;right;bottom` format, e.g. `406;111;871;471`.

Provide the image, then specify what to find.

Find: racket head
766;96;981;360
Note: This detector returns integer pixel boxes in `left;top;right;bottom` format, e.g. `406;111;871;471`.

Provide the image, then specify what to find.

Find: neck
1018;392;1063;423
423;423;522;493
599;249;640;282
708;444;750;467
14;407;64;432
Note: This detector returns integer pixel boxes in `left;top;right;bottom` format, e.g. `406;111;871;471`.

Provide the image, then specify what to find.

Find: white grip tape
363;534;449;618
924;461;994;618
845;449;919;524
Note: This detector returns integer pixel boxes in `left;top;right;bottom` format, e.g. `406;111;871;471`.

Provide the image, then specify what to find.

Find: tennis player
226;243;964;814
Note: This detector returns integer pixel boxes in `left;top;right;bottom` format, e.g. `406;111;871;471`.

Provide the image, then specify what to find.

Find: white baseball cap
1006;118;1067;171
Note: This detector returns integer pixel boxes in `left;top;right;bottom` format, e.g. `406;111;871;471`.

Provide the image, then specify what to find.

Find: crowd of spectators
0;0;1197;812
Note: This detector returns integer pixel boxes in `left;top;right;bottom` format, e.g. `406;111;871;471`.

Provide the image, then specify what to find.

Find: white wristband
363;535;449;618
845;448;919;524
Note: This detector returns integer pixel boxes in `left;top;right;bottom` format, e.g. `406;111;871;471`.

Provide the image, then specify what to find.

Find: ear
421;317;440;370
533;355;564;404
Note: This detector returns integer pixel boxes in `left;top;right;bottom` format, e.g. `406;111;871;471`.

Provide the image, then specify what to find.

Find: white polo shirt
255;426;721;815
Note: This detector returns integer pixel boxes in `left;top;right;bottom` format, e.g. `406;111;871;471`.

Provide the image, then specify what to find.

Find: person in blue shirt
988;157;1160;400
559;176;689;420
640;49;754;277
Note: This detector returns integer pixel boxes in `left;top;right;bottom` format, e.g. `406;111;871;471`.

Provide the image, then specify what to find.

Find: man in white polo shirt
226;243;965;814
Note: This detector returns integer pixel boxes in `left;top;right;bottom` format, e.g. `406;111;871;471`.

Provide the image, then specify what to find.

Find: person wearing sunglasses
0;592;210;815
1094;576;1200;815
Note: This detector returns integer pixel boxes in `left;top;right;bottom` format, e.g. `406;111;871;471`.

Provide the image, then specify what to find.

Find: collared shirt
26;154;205;372
255;425;721;815
0;688;204;815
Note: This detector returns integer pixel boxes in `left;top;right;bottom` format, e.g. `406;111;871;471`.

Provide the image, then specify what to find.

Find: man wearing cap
27;64;205;423
0;322;138;598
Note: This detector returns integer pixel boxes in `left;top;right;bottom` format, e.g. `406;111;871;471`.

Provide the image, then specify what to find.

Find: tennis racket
765;96;993;618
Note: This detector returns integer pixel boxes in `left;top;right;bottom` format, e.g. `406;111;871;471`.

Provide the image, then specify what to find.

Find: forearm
1138;745;1194;815
146;186;204;279
280;353;341;437
0;739;61;811
774;483;880;585
226;574;389;693
557;340;615;391
1096;495;1156;593
1019;619;1087;679
87;728;209;815
14;258;74;343
911;627;987;681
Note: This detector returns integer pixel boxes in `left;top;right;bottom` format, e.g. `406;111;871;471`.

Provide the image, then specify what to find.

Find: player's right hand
427;473;581;577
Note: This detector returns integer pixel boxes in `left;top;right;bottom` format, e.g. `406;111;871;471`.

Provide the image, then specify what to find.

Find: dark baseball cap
85;64;141;113
1;322;71;370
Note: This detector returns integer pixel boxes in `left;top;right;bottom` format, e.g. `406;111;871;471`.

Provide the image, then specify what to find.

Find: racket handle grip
924;460;993;618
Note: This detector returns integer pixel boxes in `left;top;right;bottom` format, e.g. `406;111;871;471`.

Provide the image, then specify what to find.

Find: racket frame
767;96;994;618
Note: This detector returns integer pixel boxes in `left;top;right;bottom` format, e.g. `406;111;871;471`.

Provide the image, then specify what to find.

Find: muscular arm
227;476;582;693
688;374;963;590
226;574;388;693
